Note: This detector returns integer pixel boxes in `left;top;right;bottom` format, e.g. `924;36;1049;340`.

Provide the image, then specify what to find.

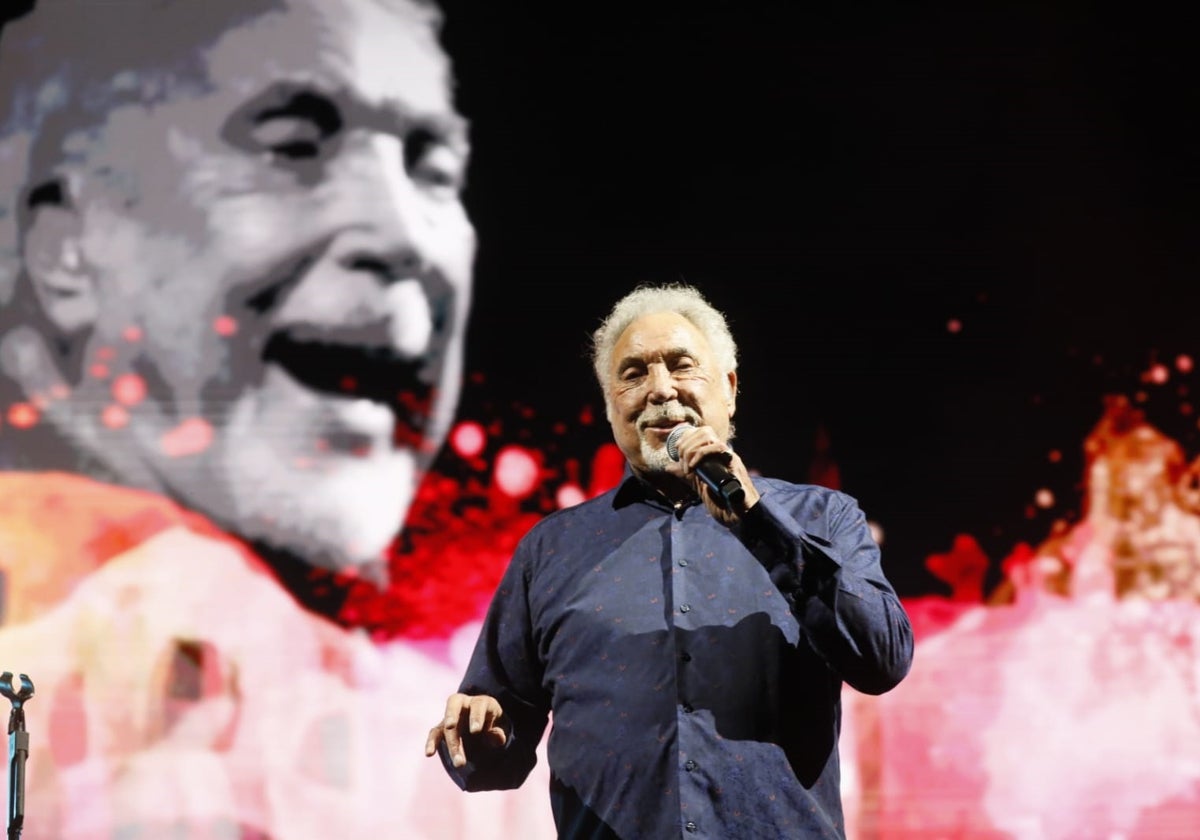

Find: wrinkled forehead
204;0;454;117
612;312;714;366
1;0;449;124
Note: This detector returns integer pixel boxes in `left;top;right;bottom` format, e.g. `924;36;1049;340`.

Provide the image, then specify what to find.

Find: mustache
637;402;701;431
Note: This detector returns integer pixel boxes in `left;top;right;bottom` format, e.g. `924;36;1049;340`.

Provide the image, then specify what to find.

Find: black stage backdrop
439;0;1200;597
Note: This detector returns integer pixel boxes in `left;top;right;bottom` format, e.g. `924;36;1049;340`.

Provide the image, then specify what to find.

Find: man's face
605;311;736;476
20;0;475;573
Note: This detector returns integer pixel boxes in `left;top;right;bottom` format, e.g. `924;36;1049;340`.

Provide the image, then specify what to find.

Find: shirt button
685;821;697;833
679;604;691;613
681;652;692;662
678;559;689;567
682;703;694;713
685;759;697;771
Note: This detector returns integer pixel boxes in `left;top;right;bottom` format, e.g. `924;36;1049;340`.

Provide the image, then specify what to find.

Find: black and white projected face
0;0;476;572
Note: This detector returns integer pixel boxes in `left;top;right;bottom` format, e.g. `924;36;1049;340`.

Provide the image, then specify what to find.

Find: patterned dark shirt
442;470;914;839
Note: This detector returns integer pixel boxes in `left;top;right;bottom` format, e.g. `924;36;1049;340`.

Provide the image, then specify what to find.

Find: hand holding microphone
665;424;747;512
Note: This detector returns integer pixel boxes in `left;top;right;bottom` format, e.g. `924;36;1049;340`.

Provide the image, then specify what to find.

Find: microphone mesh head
665;424;693;462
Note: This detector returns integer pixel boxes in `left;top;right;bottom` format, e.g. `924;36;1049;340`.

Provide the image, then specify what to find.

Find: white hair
590;281;738;402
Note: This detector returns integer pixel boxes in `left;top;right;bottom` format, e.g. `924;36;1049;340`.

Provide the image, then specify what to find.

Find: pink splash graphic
493;445;539;499
101;405;129;429
6;402;38;429
213;314;238;336
450;420;486;458
1146;362;1170;385
852;395;1200;839
160;417;215;457
555;482;586;509
111;373;147;406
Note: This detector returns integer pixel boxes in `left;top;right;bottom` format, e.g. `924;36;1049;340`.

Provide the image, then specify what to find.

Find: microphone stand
0;672;34;840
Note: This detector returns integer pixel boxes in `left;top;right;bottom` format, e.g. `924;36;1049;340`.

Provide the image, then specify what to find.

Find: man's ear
21;178;99;334
725;370;738;416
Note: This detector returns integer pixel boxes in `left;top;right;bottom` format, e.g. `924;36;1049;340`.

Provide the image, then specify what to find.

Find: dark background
5;1;1198;596
442;0;1198;597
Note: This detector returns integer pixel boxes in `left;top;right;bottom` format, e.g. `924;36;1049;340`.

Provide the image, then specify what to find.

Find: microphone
665;424;746;510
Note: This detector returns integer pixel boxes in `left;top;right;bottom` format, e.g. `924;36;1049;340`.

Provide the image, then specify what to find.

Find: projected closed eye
404;127;467;197
251;92;343;160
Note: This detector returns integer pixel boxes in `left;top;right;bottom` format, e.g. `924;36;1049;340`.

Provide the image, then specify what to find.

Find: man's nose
646;364;677;402
334;134;432;279
325;134;453;357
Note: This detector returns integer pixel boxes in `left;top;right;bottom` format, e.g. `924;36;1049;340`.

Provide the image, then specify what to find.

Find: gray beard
640;436;675;472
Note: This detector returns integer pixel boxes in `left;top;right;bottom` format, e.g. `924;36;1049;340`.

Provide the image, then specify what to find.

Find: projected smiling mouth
262;328;435;450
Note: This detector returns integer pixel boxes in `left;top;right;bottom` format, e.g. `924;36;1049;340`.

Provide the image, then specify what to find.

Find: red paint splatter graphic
1;347;1199;836
316;404;625;640
924;532;988;602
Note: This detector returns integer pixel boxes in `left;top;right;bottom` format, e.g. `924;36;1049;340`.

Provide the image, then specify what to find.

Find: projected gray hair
0;0;444;306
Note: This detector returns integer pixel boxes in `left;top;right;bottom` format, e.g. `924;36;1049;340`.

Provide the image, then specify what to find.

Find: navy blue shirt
443;471;913;839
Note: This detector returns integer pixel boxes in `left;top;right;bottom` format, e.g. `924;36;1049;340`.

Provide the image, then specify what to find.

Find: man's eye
405;129;467;195
251;116;325;159
248;93;342;161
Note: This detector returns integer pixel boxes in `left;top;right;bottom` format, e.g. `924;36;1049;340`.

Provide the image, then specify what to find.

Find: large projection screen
2;1;1197;838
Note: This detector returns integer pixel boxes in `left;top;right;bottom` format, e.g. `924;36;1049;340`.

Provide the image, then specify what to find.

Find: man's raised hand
424;693;507;768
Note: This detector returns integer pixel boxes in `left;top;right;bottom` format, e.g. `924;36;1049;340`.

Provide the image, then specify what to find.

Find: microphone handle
695;455;745;510
665;425;746;510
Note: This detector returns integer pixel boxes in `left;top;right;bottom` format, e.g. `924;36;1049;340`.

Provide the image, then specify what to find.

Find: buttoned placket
670;503;707;837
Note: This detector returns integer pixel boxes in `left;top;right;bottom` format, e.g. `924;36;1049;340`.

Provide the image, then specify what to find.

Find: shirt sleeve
740;489;914;695
439;537;552;791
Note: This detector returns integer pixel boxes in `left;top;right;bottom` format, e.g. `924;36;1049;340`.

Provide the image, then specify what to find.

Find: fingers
672;424;760;520
426;693;470;765
424;693;506;768
673;424;730;472
423;723;444;759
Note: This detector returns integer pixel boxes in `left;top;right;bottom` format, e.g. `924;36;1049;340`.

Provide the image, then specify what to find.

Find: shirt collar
611;464;701;513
